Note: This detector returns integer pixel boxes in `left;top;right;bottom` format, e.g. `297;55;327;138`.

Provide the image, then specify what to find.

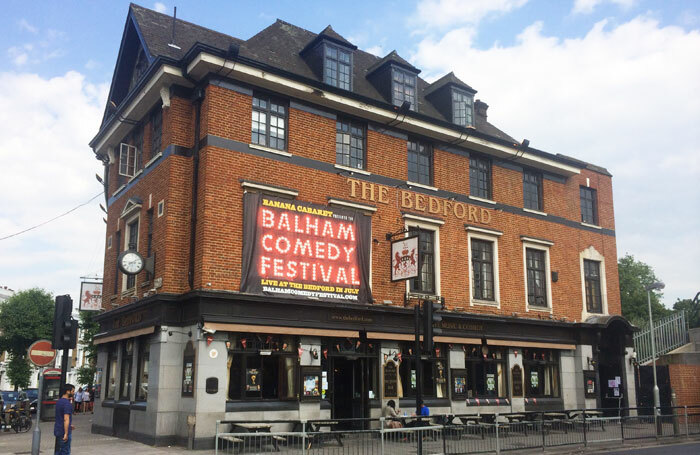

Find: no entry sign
27;339;57;367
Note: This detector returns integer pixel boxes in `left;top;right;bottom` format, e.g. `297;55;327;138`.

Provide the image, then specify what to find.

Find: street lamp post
646;281;665;428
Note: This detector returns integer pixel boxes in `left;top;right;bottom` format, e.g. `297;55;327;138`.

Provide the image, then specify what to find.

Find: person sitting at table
418;400;430;417
384;400;403;428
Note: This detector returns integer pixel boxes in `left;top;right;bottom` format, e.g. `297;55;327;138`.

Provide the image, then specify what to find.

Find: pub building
89;4;636;448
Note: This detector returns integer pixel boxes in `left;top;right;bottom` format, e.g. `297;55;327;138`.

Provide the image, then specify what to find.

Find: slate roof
128;3;518;144
366;50;421;75
425;71;475;96
130;3;243;61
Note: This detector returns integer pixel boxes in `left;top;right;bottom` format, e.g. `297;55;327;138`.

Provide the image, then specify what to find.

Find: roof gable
366;50;420;76
101;8;154;126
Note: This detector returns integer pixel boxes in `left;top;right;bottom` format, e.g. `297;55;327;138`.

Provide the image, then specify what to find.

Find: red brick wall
669;364;700;407
103;82;621;321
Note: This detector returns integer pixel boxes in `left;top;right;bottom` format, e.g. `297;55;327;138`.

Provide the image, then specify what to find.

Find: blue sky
0;0;698;307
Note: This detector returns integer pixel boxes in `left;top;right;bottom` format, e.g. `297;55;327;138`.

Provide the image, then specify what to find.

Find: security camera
201;327;216;335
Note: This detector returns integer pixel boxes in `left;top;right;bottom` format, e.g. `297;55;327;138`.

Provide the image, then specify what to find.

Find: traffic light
52;295;77;350
423;298;444;352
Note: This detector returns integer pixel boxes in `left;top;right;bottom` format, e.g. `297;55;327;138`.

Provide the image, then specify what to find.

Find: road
597;441;700;454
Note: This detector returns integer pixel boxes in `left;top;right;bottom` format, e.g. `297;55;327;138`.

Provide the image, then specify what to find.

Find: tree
76;310;100;387
0;288;54;389
618;254;672;327
673;293;700;329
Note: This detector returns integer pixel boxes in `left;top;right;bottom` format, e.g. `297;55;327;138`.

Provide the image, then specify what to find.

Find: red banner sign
241;193;372;302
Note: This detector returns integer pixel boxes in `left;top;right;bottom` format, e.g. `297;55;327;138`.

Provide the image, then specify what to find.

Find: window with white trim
471;239;495;301
468;228;501;307
580;186;598;225
119;143;139;177
469;156;491;199
580;246;608;319
522;240;552;311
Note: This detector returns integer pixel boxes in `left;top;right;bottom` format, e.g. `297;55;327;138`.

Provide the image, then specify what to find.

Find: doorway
331;357;369;429
597;325;628;414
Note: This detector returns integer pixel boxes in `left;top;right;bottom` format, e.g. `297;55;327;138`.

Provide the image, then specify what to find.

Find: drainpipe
188;86;204;290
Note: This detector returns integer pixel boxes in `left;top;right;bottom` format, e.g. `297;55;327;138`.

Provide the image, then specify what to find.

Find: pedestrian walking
88;387;95;413
74;387;83;414
54;383;75;455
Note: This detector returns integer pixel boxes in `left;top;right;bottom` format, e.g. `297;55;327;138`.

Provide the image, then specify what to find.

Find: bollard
684;406;689;439
671;391;680;436
187;414;196;450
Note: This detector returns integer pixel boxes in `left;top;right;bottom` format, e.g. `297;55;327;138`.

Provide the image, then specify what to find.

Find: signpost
28;339;56;455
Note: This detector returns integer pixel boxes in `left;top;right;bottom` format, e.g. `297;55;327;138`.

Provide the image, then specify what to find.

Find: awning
94;326;155;345
203;322;359;338
487;339;575;350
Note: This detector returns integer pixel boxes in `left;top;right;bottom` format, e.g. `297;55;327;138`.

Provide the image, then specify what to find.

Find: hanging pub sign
79;281;103;311
390;235;419;281
241;193;372;302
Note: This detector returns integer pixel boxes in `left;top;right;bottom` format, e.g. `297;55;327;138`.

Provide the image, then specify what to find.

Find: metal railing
215;406;700;454
634;310;689;364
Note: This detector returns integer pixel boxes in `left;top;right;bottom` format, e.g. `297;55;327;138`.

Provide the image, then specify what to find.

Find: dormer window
452;89;474;127
324;44;351;90
392;68;416;110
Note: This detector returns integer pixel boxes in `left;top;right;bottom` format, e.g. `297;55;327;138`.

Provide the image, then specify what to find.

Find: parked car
1;391;29;413
24;389;38;414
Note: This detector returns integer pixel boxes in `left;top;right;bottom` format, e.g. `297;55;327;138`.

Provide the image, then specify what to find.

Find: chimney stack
475;99;488;120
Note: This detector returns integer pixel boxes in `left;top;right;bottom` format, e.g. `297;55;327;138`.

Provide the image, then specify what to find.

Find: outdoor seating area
214;406;700;454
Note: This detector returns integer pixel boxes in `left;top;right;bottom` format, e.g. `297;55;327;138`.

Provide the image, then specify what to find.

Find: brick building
89;4;636;447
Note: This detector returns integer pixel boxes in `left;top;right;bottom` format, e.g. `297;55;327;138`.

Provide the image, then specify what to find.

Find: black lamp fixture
395;100;411;115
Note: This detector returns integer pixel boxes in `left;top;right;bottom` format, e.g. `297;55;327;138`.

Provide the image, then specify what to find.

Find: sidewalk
0;413;216;455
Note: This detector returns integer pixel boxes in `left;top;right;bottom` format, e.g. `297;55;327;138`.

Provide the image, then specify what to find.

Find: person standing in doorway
54;384;75;455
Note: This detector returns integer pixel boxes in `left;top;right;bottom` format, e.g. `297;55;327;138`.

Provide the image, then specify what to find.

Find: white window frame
157;200;165;217
121;213;140;294
119;143;139;177
467;228;501;308
522;240;553;313
403;217;441;298
579;246;608;321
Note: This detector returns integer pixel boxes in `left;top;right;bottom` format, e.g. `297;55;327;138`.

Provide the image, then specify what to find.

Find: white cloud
411;0;528;30
154;2;167;14
364;45;385;57
412;16;700;305
573;0;637;15
0;71;108;297
18;19;38;34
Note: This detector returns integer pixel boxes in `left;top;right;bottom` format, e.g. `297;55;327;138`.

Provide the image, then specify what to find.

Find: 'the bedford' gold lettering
346;178;492;225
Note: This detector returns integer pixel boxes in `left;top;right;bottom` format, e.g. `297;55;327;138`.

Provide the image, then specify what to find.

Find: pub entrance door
597;324;628;415
331;356;369;430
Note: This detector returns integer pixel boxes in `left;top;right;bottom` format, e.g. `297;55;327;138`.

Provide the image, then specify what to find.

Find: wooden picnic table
231;423;284;451
504;414;526;422
307;420;343;448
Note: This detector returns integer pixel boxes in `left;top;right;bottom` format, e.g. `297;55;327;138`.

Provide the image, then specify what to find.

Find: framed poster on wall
300;367;321;401
452;369;468;399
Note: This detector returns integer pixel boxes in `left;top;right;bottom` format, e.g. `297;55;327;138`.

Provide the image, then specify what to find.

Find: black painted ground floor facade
91;291;636;448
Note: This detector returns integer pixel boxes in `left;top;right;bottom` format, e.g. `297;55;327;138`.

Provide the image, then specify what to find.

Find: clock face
119;251;144;275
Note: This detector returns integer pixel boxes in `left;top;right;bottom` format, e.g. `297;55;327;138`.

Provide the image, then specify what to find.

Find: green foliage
76;311;100;386
618;254;671;327
6;355;31;390
673;295;700;329
0;288;54;389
